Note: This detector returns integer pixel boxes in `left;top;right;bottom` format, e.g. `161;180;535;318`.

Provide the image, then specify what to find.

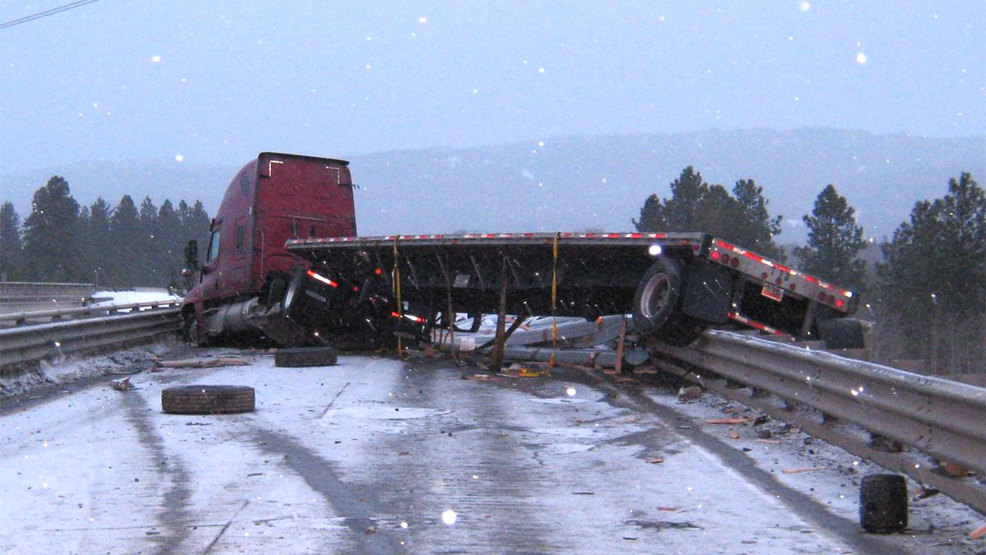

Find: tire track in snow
121;391;195;553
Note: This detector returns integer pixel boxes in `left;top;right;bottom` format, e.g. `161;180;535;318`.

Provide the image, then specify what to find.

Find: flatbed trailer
284;231;861;348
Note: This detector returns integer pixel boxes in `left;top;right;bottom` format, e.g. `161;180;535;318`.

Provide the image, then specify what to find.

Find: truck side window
236;225;245;254
206;229;221;262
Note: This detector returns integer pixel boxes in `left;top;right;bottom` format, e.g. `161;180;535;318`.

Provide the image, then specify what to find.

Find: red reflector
818;292;827;301
730;258;739;268
374;268;383;276
836;299;844;308
711;251;721;261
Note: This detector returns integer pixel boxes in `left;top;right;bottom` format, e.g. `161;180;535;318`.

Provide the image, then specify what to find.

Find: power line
0;0;102;31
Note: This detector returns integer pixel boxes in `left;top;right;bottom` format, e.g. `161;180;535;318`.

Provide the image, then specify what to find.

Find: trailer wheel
162;385;255;415
632;258;683;335
181;313;208;347
274;346;339;367
859;473;908;533
818;317;866;349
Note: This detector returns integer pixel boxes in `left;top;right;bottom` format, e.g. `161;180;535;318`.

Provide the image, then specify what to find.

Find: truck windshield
206;229;221;262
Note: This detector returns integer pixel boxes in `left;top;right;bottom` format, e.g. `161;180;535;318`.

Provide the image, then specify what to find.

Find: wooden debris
969;523;986;540
645;457;665;464
110;377;134;391
756;439;782;445
154;357;249;369
728;431;741;439
782;466;828;474
705;417;754;425
657;506;678;512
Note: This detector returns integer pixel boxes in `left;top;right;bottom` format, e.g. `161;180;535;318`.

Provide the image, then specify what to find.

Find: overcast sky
1;1;983;174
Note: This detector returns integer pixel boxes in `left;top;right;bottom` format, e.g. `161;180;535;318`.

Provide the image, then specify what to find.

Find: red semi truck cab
182;153;356;342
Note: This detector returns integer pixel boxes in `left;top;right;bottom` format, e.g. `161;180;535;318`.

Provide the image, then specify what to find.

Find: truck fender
632;258;683;335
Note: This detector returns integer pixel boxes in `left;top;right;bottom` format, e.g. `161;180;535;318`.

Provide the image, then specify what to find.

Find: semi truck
181;152;864;351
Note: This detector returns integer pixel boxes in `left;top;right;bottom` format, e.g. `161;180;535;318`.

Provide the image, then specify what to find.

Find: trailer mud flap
680;261;733;324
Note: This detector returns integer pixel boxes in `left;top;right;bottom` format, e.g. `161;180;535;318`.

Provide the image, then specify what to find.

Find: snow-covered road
1;346;981;554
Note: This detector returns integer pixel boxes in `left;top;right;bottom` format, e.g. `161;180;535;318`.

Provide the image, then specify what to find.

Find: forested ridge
0;176;210;290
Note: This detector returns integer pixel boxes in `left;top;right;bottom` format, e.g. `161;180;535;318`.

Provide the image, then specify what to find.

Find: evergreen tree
1;201;24;281
634;167;784;259
108;195;140;287
157;199;184;288
877;173;985;373
794;185;865;289
138;197;159;285
21;176;83;282
732;179;784;260
83;198;113;286
178;200;212;263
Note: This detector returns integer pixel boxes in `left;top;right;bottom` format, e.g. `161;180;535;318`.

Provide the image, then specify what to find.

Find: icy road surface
1;349;980;554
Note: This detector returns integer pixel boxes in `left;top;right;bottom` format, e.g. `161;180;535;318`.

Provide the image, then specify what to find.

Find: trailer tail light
391;311;426;324
306;270;338;288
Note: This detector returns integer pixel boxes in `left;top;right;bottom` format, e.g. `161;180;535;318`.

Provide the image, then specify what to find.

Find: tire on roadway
275;346;339;367
859;473;908;533
162;385;256;415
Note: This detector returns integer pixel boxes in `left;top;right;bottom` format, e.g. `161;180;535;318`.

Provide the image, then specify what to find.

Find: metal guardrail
0;281;97;314
649;330;986;514
0;306;181;371
0;300;181;326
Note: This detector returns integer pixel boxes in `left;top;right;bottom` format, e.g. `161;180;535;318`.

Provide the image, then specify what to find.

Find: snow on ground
1;340;983;553
640;384;985;553
89;288;183;307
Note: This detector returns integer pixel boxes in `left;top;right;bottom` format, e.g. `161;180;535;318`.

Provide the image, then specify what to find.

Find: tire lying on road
274;346;338;367
859;473;908;533
161;385;256;415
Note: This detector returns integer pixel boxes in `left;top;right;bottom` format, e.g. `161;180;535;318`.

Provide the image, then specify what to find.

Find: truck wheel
181;313;208;347
859;473;908;533
275;346;339;367
632;258;683;335
162;385;255;415
818;317;866;349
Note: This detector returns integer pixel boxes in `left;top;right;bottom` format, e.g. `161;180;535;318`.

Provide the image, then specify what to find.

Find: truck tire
818;317;866;349
275;346;338;367
859;473;908;533
181;313;209;347
162;385;256;415
632;258;683;335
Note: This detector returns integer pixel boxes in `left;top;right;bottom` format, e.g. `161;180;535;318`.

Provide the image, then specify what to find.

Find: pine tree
634;167;784;259
83;198;113;287
794;185;865;290
157;199;183;288
138;197;159;285
108;195;140;287
878;173;985;372
732;179;784;260
21;176;83;282
1;201;24;281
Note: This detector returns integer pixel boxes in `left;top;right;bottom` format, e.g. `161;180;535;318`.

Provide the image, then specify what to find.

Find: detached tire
275;346;338;367
860;473;908;533
162;385;255;415
632;258;683;335
819;317;866;349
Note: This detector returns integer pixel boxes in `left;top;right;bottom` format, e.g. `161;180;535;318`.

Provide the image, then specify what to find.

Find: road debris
110;377;134;391
705;417;754;425
970;523;986;540
782;466;828;474
153;357;250;369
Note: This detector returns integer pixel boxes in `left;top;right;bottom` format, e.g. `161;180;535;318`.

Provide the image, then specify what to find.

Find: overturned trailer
283;232;863;349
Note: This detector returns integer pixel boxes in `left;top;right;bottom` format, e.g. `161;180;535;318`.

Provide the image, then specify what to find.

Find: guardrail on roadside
0;305;181;372
0;300;181;327
648;330;986;514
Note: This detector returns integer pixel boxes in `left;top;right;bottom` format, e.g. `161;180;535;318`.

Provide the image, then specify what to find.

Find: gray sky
1;1;983;174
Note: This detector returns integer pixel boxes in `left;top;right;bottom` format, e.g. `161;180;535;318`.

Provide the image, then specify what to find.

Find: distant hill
3;128;983;243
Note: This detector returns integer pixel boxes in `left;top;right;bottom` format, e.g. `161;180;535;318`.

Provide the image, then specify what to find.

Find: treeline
0;176;211;290
634;167;984;375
